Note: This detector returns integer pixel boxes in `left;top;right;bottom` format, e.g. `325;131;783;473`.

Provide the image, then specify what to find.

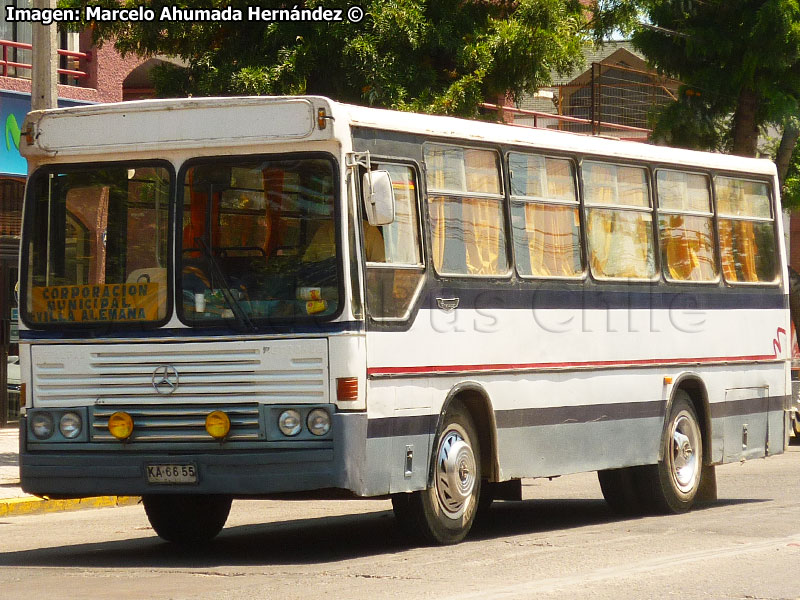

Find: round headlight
59;412;82;439
31;412;54;440
278;409;302;437
108;411;134;441
307;408;331;436
205;410;231;440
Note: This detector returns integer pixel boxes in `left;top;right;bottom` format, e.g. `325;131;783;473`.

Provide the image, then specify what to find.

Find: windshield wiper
195;237;256;332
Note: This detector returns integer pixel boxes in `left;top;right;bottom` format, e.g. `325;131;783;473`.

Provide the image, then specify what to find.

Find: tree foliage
63;0;589;117
593;0;800;159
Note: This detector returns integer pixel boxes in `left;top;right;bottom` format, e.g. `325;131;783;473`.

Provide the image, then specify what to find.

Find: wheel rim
668;412;701;495
434;427;477;519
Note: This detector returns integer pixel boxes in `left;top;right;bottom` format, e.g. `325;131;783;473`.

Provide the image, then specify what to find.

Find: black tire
390;492;414;526
404;404;481;545
597;467;643;515
638;392;703;514
475;480;495;521
143;494;232;543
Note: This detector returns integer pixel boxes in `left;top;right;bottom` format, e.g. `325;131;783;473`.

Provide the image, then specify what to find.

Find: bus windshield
179;155;341;325
23;164;170;327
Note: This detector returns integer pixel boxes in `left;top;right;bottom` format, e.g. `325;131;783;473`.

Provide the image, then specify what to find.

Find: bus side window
715;176;777;284
583;161;655;280
508;152;582;278
424;144;508;277
656;170;718;283
365;164;425;321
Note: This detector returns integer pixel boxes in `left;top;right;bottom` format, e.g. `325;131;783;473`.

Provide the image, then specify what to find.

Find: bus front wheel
143;494;232;543
400;404;482;545
640;393;703;513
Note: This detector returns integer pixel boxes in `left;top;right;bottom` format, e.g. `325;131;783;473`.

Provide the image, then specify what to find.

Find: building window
0;0;32;79
0;3;79;82
0;178;24;237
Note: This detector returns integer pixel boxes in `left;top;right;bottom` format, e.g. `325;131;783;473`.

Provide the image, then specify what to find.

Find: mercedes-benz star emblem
151;365;180;394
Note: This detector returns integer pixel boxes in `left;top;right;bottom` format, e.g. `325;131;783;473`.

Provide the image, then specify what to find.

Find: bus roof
340;102;777;177
21;95;777;178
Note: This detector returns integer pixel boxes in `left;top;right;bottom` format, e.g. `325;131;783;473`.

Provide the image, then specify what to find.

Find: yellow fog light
205;410;231;440
108;411;133;440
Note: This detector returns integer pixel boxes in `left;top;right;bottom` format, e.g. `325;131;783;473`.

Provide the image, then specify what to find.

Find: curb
0;495;140;517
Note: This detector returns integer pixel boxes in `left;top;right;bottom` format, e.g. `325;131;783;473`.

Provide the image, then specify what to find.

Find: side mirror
362;170;395;226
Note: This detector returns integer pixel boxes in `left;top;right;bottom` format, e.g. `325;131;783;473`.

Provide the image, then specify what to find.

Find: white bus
18;96;790;545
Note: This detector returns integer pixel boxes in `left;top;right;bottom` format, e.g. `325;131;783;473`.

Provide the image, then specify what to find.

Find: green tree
65;0;588;117
593;0;800;206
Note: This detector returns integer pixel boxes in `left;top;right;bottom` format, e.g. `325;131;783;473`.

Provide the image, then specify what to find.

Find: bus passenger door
361;161;430;492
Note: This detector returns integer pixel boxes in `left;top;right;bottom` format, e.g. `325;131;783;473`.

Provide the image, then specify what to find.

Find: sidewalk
0;425;139;516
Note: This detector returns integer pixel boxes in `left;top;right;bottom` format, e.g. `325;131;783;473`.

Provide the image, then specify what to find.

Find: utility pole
31;0;58;111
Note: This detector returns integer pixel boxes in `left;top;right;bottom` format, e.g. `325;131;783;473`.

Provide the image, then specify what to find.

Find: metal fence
484;63;681;142
0;39;90;85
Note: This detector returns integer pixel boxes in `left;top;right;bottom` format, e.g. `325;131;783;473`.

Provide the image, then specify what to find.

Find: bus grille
90;403;262;443
31;339;329;405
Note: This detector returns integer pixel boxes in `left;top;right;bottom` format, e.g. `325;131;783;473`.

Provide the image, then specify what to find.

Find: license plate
146;464;198;484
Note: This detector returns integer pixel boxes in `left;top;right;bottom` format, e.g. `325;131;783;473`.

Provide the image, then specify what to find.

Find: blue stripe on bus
19;320;365;340
365;395;789;438
423;287;786;311
18;288;785;340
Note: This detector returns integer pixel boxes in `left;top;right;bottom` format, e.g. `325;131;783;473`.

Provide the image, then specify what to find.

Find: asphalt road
2;447;800;600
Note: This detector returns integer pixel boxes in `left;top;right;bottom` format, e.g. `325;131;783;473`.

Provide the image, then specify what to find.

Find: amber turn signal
108;411;134;440
205;410;231;440
336;377;359;401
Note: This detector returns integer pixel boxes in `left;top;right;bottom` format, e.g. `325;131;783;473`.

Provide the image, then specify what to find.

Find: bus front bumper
19;412;370;498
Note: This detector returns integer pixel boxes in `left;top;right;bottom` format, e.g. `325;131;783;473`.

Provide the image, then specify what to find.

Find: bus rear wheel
597;467;643;515
143;494;232;543
639;393;703;513
400;404;481;545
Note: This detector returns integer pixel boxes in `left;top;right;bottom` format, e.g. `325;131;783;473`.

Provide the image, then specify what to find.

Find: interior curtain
664;216;695;280
463;197;502;275
464;150;499;194
719;219;758;282
586;163;616;204
525;203;576;277
587;209;613;276
546;161;573;200
261;168;285;257
382;175;417;264
430;196;447;272
663;216;717;282
590;210;651;278
183;170;220;252
718;220;738;281
736;220;758;281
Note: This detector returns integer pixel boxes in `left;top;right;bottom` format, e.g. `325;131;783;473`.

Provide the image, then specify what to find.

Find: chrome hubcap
670;413;700;494
435;429;476;518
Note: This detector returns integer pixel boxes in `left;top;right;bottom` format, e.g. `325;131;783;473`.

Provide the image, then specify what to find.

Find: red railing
0;39;90;81
480;103;652;142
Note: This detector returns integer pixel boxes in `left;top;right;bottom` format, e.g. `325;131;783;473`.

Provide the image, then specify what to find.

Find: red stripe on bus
366;354;779;376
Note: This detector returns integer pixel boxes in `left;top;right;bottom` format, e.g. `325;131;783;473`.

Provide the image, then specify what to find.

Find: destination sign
29;283;161;323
